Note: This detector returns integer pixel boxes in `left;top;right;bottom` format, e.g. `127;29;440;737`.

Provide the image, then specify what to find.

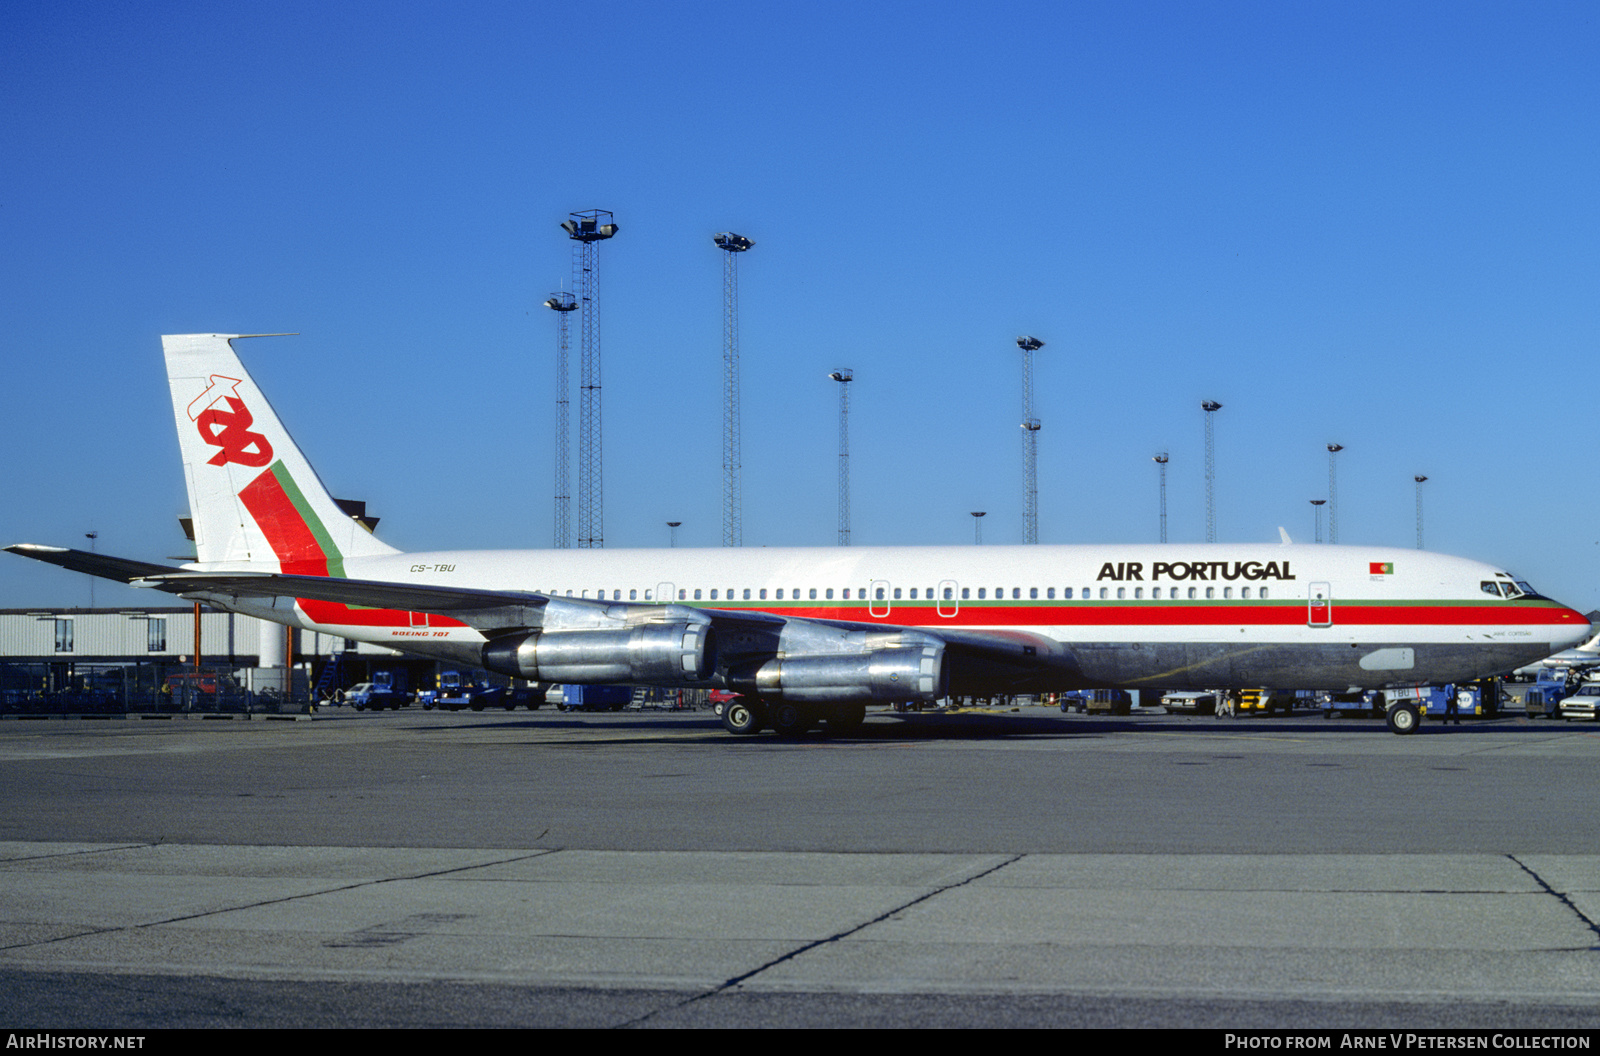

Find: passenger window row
538;585;1269;602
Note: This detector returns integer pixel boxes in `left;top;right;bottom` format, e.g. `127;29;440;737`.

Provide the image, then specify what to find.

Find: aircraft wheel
823;703;866;736
722;696;766;735
769;701;814;737
1386;703;1421;735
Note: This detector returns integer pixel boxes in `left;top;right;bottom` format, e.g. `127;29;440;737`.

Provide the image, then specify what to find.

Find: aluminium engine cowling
481;621;716;685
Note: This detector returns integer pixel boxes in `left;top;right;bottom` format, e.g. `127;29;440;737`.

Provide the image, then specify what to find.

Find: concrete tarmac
2;706;1598;1028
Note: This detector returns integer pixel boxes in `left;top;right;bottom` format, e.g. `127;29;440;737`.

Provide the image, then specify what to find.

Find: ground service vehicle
346;682;408;710
7;334;1592;738
1557;680;1600;721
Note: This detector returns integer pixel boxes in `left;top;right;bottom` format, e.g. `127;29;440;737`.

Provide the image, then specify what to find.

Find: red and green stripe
238;461;345;577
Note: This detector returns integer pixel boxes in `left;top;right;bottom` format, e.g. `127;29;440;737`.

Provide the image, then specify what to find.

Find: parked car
1160;690;1218;715
1558;680;1600;722
346;683;409;710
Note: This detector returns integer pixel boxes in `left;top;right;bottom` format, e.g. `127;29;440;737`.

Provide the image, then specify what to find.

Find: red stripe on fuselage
697;602;1582;628
297;598;467;629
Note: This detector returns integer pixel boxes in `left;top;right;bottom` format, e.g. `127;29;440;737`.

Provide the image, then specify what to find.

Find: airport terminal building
0;605;434;712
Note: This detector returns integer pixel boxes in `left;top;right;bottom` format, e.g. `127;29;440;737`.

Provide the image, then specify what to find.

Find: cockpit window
1484;577;1537;599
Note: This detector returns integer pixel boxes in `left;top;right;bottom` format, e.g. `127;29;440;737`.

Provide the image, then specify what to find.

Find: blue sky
3;0;1597;613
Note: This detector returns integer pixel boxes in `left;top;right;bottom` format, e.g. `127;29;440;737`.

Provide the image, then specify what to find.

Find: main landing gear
1385;702;1421;735
719;697;868;738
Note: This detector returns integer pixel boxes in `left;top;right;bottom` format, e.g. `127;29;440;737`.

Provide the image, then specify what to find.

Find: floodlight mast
563;210;618;549
543;291;579;549
1153;453;1169;543
1326;443;1344;544
829;369;853;546
1017;336;1044;544
715;232;754;547
1311;499;1326;544
971;511;987;545
1201;401;1222;542
1414;475;1428;550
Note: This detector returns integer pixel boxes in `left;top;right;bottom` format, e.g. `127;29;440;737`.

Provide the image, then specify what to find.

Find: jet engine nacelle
736;644;946;703
481;622;716;685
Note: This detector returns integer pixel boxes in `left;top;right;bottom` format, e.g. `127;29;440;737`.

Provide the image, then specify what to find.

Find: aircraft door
1308;582;1333;627
656;582;675;605
869;580;891;618
937;580;959;618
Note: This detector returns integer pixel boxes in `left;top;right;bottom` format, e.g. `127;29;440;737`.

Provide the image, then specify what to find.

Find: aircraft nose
1551;606;1594;651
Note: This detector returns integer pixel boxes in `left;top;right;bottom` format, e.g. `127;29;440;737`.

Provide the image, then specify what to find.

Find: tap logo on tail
188;375;273;468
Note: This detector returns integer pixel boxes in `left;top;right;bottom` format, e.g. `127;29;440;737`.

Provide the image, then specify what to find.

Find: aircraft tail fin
163;333;400;573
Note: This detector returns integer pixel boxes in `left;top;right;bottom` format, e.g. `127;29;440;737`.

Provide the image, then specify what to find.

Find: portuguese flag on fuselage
1370;562;1394;575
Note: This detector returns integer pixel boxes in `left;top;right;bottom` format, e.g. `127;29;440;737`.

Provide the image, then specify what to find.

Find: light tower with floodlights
1202;401;1222;542
1414;475;1428;549
542;290;578;548
1153;452;1169;543
829;369;853;546
1017;336;1044;544
1326;443;1344;544
562;210;618;548
715;232;754;547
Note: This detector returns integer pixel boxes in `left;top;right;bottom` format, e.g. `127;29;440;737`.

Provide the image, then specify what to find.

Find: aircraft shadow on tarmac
377;708;1593;743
